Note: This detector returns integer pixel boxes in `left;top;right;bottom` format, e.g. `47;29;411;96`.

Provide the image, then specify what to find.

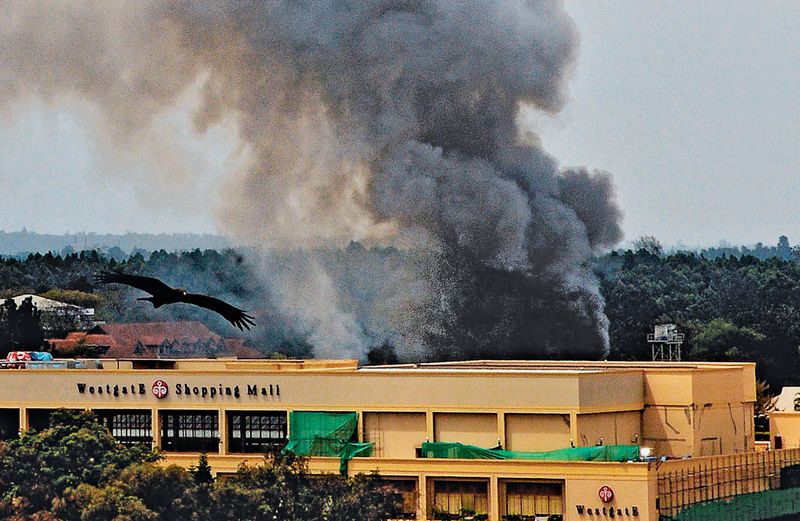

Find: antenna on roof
648;324;684;361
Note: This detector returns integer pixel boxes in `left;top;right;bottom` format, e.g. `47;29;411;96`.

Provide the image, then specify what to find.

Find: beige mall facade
0;358;789;520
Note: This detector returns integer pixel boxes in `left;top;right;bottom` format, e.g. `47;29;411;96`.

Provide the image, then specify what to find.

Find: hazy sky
1;1;799;248
536;0;800;248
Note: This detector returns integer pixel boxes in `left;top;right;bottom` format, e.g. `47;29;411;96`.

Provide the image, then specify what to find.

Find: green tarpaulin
421;442;641;462
283;411;373;474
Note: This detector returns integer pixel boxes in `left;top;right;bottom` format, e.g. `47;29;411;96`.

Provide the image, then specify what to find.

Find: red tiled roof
49;333;112;351
94;321;221;342
48;321;260;359
223;338;261;358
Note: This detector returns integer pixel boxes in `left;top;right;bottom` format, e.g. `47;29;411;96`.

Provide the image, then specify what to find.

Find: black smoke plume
0;1;622;360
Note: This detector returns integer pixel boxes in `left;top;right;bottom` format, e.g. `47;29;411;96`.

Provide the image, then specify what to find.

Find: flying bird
94;271;255;331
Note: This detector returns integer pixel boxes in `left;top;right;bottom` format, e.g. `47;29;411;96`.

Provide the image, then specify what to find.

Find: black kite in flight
94;271;255;331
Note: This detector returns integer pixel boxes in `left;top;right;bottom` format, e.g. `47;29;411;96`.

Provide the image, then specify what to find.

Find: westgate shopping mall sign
76;380;281;400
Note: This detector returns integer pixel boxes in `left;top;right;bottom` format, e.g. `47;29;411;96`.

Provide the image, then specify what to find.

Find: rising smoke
0;0;622;360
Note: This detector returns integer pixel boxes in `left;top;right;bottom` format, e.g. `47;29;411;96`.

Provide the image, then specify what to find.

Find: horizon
0;227;796;254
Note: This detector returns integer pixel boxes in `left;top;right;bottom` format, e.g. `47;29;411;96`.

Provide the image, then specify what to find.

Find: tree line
0;229;230;257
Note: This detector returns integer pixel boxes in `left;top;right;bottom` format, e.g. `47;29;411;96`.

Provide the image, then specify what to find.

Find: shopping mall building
1;358;798;521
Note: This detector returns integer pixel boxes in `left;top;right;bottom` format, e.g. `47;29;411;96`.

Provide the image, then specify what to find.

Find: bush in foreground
0;410;401;521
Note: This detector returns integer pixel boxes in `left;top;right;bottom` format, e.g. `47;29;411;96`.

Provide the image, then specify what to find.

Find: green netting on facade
283;411;373;474
660;487;800;521
421;442;640;462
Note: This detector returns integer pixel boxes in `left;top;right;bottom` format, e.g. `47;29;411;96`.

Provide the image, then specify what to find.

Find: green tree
316;472;404;521
0;409;160;519
61;464;198;521
189;452;214;485
66;484;158;521
632;235;663;256
687;319;766;361
0;296;44;355
106;464;197;520
756;379;775;417
208;451;402;521
38;289;103;309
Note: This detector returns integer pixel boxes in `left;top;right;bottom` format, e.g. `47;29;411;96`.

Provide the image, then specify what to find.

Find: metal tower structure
648;324;684;361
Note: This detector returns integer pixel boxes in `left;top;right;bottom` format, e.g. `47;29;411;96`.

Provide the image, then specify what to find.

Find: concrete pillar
218;408;227;454
570;411;578;447
151;407;160;450
417;474;428;521
497;413;506;448
489;475;500;521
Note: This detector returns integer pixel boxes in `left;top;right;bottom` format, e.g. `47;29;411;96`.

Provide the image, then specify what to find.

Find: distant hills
0;230;232;257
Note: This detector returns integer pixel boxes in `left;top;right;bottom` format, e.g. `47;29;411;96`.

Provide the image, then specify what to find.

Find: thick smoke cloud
0;0;623;359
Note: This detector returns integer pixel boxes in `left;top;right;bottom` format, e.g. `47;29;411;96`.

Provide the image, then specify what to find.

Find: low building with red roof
48;321;260;359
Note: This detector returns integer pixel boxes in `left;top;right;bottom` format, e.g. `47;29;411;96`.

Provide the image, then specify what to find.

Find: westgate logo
152;380;168;398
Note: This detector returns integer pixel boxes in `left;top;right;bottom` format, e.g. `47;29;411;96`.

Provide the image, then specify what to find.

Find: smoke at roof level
0;0;622;360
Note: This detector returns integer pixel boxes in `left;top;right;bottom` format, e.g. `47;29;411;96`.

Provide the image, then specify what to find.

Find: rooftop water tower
648;324;684;361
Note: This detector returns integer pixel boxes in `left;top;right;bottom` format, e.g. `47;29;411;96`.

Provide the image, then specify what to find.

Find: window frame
160;410;220;452
227;410;288;453
95;409;153;446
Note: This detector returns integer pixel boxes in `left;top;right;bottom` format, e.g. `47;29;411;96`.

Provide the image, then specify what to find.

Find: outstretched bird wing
94;271;174;296
181;293;255;331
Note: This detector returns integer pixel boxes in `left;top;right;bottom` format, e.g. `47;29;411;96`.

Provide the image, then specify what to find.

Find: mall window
227;411;287;453
160;410;219;452
0;409;19;440
95;410;152;446
503;481;563;519
27;408;80;431
381;479;418;519
432;480;488;520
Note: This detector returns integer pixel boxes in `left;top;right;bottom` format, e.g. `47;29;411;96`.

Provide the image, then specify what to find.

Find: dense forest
601;247;800;389
2;238;800;390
